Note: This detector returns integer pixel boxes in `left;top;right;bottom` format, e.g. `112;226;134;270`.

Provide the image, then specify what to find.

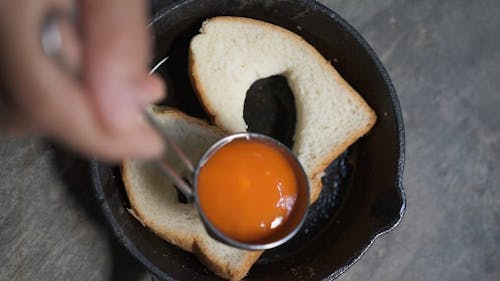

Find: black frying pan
90;0;405;280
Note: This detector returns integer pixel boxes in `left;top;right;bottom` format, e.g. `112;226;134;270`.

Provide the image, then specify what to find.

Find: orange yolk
197;138;298;243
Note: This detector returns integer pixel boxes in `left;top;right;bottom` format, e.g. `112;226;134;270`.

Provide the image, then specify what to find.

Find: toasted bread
122;108;262;281
189;17;376;202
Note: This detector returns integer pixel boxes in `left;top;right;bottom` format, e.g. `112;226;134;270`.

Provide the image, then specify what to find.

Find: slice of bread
122;107;263;281
189;17;377;203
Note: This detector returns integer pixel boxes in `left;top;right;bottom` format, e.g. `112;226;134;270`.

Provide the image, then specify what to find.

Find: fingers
0;0;166;161
80;0;156;133
33;58;165;161
0;103;34;136
140;74;166;105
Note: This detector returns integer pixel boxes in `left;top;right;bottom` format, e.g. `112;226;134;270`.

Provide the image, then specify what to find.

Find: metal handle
41;7;196;200
41;6;80;76
150;0;183;13
143;107;195;201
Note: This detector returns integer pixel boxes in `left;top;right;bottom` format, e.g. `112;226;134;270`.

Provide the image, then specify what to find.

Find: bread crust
189;16;377;204
188;46;219;126
123;108;259;280
193;241;263;281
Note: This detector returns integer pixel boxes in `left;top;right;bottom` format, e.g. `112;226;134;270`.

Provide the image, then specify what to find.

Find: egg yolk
197;138;298;243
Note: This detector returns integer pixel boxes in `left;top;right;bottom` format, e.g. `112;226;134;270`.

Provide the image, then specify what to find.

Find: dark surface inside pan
91;0;405;280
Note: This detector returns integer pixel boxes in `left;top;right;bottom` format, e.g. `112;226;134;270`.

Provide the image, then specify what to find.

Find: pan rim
91;0;406;280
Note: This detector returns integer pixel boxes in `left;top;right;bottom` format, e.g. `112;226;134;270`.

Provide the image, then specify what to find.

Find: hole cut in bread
189;17;377;203
244;75;296;149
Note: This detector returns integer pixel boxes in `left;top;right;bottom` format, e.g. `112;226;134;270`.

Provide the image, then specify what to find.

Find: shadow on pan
90;0;405;280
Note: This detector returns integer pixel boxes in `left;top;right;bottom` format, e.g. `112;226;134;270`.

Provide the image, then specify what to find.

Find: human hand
0;0;165;161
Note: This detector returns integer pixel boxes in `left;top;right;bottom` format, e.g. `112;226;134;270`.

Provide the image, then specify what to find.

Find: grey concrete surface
1;0;499;280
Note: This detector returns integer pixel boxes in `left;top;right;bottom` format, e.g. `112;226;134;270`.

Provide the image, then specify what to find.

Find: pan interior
93;1;405;280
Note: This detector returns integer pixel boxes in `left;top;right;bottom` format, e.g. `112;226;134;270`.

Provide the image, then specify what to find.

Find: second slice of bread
122;107;262;281
189;17;377;203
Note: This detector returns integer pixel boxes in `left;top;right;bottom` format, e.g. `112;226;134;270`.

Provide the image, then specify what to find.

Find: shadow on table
52;145;148;281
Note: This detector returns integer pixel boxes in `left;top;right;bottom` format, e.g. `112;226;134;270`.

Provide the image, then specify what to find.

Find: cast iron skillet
90;0;406;280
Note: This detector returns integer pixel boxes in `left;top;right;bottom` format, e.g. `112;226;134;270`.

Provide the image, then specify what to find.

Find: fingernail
140;75;167;105
99;84;143;133
133;127;165;159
